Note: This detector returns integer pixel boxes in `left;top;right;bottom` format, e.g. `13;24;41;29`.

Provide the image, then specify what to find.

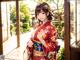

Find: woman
25;2;58;60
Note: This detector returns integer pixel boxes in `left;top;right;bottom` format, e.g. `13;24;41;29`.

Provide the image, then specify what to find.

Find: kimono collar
43;20;51;26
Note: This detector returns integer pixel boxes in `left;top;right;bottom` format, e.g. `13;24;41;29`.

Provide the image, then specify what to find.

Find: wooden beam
0;0;16;1
64;0;70;60
0;1;3;55
16;0;20;47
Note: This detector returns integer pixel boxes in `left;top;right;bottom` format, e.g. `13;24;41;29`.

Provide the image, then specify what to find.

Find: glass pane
1;2;17;42
70;0;76;47
1;1;17;56
70;0;80;48
76;0;80;47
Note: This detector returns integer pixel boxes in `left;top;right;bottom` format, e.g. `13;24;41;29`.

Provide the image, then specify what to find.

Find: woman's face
37;10;47;22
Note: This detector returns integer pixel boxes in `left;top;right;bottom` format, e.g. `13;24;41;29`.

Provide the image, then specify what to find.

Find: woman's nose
39;13;43;17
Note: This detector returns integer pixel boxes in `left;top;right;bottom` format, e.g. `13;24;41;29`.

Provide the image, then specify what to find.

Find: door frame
64;0;70;60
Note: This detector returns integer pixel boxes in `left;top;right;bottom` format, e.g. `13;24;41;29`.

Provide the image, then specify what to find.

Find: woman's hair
35;2;53;20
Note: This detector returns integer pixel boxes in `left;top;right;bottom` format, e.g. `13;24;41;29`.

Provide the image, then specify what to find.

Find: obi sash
33;41;43;51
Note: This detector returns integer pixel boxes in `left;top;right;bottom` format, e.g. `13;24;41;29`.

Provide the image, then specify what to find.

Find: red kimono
25;20;58;60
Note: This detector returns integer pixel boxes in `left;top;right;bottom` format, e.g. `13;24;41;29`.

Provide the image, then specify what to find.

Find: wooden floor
2;32;31;60
5;47;22;60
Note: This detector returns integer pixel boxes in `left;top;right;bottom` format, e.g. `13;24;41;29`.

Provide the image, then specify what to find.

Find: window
70;0;80;48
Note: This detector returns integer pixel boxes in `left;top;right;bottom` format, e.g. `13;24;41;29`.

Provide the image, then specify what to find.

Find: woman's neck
43;19;48;24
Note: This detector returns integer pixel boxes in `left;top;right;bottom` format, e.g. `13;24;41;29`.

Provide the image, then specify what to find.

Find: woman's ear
47;12;49;16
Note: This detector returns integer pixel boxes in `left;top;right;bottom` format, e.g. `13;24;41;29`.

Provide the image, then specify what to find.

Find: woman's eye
42;13;45;14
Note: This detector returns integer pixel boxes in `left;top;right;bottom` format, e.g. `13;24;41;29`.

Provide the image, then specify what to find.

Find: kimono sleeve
50;26;58;42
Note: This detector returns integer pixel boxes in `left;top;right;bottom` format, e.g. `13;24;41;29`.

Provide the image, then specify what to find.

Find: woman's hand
27;40;33;47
